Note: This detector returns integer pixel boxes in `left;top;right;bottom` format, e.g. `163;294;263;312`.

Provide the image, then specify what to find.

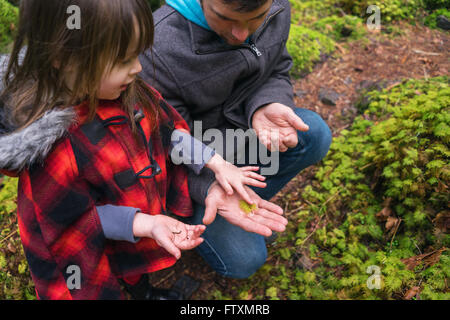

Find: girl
0;0;266;300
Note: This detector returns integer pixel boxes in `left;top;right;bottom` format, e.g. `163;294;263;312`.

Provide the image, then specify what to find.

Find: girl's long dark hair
1;0;159;134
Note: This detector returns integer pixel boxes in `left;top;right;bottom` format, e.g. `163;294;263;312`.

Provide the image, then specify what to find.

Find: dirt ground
144;21;449;300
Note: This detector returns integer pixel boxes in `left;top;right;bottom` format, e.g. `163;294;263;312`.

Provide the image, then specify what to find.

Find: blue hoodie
166;0;251;43
166;0;211;30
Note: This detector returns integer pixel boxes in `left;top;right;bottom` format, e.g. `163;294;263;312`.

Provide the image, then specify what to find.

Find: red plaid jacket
14;91;193;299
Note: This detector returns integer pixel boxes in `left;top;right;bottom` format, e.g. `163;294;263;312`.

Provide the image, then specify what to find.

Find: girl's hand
206;154;267;204
133;213;206;259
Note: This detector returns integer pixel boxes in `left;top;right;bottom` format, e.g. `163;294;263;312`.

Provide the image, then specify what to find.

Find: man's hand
204;182;288;237
252;103;309;152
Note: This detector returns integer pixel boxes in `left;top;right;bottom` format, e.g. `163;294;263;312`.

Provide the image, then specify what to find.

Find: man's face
201;0;273;46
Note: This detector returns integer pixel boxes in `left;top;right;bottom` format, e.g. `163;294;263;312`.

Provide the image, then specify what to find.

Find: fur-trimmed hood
0;52;77;175
0;106;77;174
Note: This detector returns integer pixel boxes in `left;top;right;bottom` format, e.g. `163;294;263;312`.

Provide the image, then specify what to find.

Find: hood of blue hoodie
165;0;252;43
166;0;211;30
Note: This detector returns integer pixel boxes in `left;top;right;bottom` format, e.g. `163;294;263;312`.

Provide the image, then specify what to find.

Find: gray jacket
139;0;295;205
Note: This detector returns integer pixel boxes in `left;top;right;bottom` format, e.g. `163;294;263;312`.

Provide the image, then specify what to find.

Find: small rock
319;52;331;63
294;89;307;98
357;79;388;92
437;15;450;31
344;76;352;85
319;87;340;106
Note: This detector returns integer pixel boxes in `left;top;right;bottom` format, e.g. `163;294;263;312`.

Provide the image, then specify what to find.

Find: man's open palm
252;103;309;152
204;183;288;237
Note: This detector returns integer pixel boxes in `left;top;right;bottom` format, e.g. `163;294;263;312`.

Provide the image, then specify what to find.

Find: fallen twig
0;229;18;244
412;49;441;56
389;218;402;250
153;270;175;287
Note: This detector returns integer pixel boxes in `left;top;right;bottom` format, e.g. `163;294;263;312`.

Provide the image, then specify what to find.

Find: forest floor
144;20;450;300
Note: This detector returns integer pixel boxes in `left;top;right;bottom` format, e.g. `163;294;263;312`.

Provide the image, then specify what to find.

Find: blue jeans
186;108;332;278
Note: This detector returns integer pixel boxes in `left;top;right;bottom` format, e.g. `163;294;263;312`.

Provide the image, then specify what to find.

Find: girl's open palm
134;214;205;260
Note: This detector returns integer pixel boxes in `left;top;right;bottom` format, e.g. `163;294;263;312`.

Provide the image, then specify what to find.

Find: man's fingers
282;131;299;149
237;217;272;237
203;198;218;225
286;109;309;132
278;143;288;152
259;131;271;151
258;198;284;215
254;208;288;232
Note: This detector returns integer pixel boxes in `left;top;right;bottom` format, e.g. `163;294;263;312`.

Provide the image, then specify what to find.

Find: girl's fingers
176;234;204;250
175;224;206;250
193;225;206;237
240;166;260;172
244;178;267;189
234;184;254;204
217;176;234;196
157;232;181;260
184;224;206;238
188;237;204;249
244;171;266;181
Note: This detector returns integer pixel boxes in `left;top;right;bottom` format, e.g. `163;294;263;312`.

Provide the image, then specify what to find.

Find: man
139;0;332;279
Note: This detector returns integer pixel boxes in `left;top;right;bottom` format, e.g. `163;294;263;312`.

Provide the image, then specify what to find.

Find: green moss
422;0;450;11
312;14;367;41
0;0;18;53
213;77;449;300
0;177;36;300
289;0;341;26
338;0;423;23
286;24;335;76
424;8;450;29
239;200;258;215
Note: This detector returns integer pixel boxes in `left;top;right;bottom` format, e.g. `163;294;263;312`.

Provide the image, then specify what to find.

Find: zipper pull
250;43;262;57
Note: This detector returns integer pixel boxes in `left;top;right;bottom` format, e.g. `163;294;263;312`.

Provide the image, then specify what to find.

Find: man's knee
294;108;332;164
223;246;267;279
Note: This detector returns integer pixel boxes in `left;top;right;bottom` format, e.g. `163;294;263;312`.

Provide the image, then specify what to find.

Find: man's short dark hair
220;0;271;13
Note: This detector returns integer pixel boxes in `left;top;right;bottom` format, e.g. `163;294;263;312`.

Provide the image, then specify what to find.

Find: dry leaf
433;211;450;233
423;248;447;268
403;286;421;300
297;255;315;271
7;242;16;253
385;216;399;230
377;199;393;221
401;247;447;271
376;206;393;221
